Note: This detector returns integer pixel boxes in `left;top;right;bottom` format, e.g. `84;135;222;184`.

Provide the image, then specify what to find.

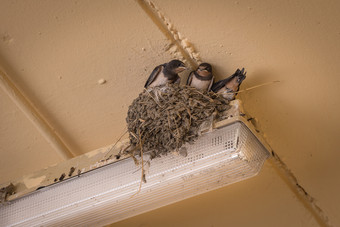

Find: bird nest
125;83;230;159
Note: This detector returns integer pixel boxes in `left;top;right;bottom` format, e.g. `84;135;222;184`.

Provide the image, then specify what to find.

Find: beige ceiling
1;0;339;226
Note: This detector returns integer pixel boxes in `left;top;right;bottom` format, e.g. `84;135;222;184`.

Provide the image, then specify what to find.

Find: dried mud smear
126;84;230;159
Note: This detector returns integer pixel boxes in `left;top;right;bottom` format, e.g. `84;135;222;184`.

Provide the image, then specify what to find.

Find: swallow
211;68;247;101
186;63;214;91
144;60;186;88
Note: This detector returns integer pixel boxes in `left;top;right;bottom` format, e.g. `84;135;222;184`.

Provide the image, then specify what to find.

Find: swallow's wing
211;78;228;92
211;69;241;92
144;65;163;88
208;76;215;91
186;71;194;86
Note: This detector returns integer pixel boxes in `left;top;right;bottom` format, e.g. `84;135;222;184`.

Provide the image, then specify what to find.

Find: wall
0;0;339;226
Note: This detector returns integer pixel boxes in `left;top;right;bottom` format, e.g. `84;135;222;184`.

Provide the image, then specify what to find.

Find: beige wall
0;0;339;226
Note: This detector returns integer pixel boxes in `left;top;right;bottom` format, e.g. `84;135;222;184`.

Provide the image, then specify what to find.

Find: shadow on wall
0;51;82;156
237;68;279;128
239;68;334;179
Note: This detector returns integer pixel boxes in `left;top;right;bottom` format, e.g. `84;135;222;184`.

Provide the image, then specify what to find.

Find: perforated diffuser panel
0;121;269;227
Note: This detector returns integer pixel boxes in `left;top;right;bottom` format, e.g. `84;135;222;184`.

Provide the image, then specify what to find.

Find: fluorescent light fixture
0;117;269;226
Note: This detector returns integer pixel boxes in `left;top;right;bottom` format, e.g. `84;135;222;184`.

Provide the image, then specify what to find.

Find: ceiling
1;0;339;226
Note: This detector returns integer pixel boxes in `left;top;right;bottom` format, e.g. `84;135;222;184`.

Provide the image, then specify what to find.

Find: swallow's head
235;68;247;84
197;63;212;76
168;60;187;73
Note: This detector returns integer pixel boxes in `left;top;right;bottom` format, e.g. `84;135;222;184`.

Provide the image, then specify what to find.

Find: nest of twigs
125;83;230;159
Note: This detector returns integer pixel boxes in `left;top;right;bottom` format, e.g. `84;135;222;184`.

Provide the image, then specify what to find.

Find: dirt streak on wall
137;0;201;70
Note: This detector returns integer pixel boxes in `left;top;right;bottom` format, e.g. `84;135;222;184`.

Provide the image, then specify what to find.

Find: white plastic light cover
0;120;269;227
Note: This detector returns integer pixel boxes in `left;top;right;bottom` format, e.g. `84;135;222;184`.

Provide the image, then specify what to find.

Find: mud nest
126;83;230;159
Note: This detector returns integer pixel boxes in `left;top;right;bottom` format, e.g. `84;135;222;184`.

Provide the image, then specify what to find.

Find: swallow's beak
177;64;187;72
